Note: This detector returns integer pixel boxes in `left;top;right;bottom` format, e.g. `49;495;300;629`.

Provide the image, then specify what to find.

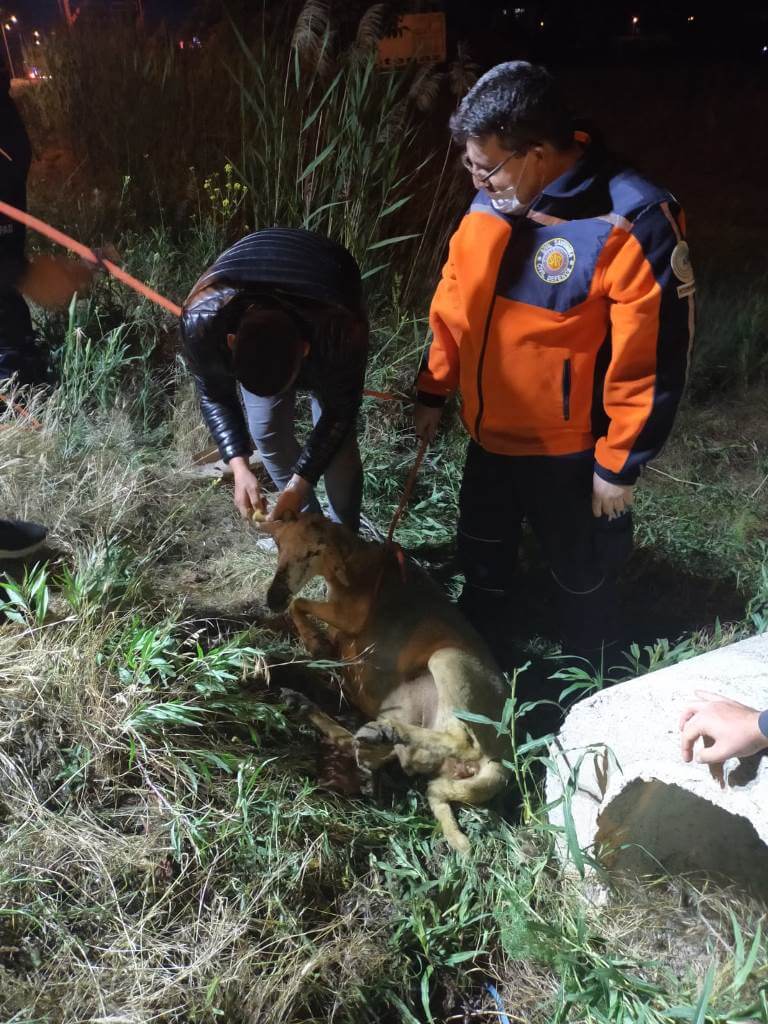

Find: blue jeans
239;387;362;531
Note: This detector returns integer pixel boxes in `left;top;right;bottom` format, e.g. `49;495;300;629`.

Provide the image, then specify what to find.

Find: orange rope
386;435;429;545
0;200;408;413
0;200;182;317
0;394;42;430
362;388;400;401
369;435;430;607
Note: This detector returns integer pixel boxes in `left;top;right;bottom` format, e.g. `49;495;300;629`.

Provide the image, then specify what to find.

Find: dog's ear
252;518;283;537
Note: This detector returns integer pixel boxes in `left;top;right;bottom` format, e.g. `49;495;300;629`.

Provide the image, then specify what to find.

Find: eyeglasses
460;151;518;188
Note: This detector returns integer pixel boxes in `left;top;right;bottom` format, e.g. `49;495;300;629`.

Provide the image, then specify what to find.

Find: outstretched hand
269;476;311;522
230;457;266;520
679;690;768;764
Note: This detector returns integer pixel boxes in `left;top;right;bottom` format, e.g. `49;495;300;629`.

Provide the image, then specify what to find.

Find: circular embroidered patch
534;237;576;284
670;240;694;283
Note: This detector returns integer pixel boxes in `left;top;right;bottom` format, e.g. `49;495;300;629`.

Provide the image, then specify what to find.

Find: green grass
20;2;471;306
4;8;768;1016
1;279;767;1021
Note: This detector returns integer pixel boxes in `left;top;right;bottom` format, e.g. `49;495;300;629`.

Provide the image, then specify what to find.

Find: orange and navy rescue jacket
416;141;695;484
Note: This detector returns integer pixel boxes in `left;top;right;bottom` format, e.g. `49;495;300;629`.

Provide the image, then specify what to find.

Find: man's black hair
232;308;306;397
449;61;574;153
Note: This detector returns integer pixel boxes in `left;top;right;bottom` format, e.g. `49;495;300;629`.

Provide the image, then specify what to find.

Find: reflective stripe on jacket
417;144;694;484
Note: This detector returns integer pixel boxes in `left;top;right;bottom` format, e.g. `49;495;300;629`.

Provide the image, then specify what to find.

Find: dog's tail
426;759;508;854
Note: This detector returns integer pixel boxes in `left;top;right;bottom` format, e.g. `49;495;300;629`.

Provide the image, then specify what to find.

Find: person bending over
181;228;368;528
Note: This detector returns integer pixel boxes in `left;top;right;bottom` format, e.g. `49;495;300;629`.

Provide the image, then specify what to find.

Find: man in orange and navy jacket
415;61;694;664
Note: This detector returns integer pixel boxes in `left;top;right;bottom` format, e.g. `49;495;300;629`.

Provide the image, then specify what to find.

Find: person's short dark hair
232;308;306;397
449;61;573;153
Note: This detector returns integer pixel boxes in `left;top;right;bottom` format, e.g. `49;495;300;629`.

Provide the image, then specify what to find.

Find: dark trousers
0;288;48;388
457;441;633;658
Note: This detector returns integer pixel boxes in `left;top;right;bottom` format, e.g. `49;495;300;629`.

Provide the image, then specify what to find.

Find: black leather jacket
180;229;368;485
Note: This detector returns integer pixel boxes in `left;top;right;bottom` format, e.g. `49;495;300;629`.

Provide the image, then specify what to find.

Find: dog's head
255;511;350;612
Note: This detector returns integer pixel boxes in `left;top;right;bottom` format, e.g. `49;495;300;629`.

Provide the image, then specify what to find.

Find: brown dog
258;511;509;853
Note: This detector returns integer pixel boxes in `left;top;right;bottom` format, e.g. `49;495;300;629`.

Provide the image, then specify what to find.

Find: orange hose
0;201;408;405
386;435;429;545
0;394;42;430
0;200;182;317
362;388;401;401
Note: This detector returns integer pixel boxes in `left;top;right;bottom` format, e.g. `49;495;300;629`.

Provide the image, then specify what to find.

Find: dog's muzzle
266;569;292;612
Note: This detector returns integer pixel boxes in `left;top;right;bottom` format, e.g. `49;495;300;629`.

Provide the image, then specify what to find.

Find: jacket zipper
474;218;521;443
562;358;572;421
473;293;498;443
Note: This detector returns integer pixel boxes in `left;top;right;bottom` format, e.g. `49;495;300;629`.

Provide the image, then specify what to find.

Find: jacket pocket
561;358;572;421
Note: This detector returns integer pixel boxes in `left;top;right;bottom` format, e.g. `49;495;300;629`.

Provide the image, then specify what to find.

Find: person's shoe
0;519;48;559
254;535;277;553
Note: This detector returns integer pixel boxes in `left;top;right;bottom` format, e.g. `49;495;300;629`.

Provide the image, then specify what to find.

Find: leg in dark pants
456;444;632;663
0;288;48;387
520;452;632;663
456;442;524;652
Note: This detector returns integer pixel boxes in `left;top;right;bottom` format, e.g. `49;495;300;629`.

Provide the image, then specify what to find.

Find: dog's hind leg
426;760;508;854
353;726;400;772
356;719;479;774
280;689;356;751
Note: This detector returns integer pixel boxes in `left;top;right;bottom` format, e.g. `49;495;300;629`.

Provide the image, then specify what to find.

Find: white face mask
488;151;534;215
490;192;530;215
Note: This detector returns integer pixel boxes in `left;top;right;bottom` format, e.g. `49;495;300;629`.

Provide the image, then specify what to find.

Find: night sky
12;0;59;28
9;0;768;63
12;0;191;29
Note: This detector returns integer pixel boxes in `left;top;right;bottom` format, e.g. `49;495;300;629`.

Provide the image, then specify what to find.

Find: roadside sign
377;12;447;67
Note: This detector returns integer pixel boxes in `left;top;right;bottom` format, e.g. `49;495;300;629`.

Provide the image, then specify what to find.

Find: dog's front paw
279;688;317;715
262;611;295;635
355;720;401;747
306;636;336;661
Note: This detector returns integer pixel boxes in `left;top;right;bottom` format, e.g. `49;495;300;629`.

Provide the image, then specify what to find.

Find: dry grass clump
1;295;767;1021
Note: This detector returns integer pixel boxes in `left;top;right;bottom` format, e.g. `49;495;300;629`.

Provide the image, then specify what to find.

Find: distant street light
1;12;17;79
